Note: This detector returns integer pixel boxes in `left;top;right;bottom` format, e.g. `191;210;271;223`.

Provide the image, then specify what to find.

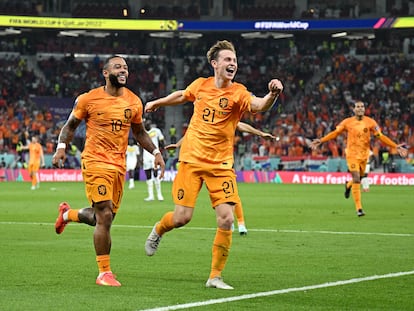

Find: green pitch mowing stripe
0;181;413;311
138;270;414;311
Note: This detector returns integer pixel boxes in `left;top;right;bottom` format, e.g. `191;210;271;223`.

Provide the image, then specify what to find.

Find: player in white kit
126;138;140;189
143;120;165;201
361;150;374;192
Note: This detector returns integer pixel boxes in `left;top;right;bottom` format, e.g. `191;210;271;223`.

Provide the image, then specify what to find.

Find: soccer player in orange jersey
165;122;276;236
22;136;45;190
52;55;165;287
144;40;283;290
309;101;408;217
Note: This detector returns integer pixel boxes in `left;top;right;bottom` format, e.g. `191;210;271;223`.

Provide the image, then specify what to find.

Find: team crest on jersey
351;164;356;169
177;189;184;200
124;109;132;123
98;185;107;195
219;98;228;109
363;128;368;133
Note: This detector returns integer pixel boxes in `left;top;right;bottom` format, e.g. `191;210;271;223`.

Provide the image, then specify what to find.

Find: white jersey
126;144;140;171
143;127;165;170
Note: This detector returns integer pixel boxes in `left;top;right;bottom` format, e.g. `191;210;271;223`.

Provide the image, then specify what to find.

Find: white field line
138;270;414;311
1;221;413;310
0;222;413;237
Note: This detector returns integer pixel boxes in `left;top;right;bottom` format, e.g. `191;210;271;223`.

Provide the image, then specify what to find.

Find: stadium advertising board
237;171;414;186
1;169;413;186
0;15;177;30
1;15;412;32
177;17;414;31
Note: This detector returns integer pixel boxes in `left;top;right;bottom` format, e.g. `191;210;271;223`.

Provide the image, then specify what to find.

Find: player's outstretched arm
145;90;187;112
377;133;409;158
237;122;276;140
308;139;322;150
396;144;409;158
165;137;183;150
250;79;283;113
309;130;341;151
52;112;81;168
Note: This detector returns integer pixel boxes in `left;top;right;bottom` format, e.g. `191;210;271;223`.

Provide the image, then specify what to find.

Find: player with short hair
309;101;408;217
144;40;283;290
52;55;165;287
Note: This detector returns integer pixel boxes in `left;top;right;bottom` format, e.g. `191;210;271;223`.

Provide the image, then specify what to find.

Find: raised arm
145;90;187;113
250;79;283;113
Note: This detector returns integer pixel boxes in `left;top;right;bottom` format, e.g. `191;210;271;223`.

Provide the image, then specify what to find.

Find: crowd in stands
138;4;200;19
2;0;413;20
72;2;130;19
0;31;413;171
0;0;38;16
179;34;414;171
70;1;413;20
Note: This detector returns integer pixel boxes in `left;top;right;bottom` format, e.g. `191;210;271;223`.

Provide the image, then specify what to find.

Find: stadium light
0;28;22;35
241;32;293;39
58;31;79;37
5;27;21;34
149;32;202;39
343;32;375;39
331;32;347;38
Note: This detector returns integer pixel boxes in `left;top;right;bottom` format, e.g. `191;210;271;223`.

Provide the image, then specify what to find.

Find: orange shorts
172;161;241;208
28;162;40;175
82;166;125;213
346;157;367;175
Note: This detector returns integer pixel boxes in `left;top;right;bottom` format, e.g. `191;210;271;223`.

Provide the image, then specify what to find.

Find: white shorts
143;154;155;170
126;158;137;171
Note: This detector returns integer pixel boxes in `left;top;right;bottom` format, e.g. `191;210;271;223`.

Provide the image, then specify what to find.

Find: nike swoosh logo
97;112;104;115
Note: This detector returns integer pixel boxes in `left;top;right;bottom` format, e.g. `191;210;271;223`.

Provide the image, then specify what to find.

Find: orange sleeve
377;134;398;149
320;130;340;143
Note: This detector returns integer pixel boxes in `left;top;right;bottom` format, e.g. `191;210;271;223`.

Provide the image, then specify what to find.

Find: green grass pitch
1;181;413;311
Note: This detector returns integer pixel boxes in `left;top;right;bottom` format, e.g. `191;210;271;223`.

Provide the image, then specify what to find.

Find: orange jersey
28;142;43;165
335;116;381;161
180;77;253;164
72;86;143;173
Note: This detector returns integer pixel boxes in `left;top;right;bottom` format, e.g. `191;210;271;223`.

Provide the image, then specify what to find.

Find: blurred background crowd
0;0;413;172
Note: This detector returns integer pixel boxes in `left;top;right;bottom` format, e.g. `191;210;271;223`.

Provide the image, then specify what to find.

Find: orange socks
66;209;80;222
234;203;245;225
96;254;111;274
156;211;175;236
351;183;362;211
32;174;37;187
209;228;232;279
